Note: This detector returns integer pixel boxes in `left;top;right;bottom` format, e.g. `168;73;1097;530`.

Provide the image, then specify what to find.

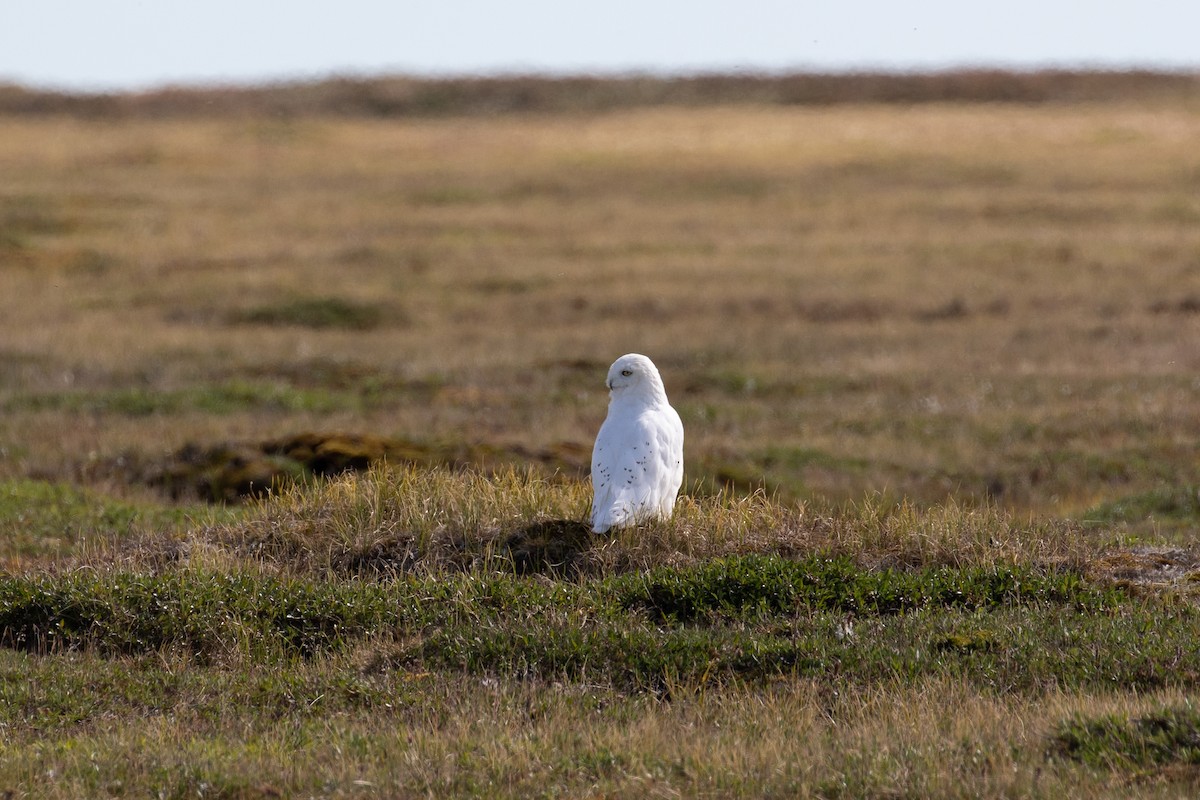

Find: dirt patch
1088;547;1200;592
1149;296;1200;315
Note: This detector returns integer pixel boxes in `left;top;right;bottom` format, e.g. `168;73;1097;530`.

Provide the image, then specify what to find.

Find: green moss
148;433;590;503
268;432;392;476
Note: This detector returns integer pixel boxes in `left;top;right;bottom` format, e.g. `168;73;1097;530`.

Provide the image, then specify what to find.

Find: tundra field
1;73;1200;797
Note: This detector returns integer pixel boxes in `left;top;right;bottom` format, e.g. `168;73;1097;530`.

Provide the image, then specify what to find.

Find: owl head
605;353;668;401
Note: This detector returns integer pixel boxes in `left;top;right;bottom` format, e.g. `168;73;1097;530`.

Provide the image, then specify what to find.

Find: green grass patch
1085;486;1200;525
231;297;386;330
0;479;236;562
611;554;1120;621
0;570;399;658
1051;706;1200;769
0;479;140;560
2;556;1175;696
405;592;1194;694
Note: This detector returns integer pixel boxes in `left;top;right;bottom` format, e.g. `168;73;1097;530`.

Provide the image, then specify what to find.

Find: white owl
590;353;685;533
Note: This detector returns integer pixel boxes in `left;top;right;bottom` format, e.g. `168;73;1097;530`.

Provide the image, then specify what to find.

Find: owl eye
620;369;632;376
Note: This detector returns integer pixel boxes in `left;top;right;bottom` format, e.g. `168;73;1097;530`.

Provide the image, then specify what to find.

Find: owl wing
652;404;685;516
591;406;684;532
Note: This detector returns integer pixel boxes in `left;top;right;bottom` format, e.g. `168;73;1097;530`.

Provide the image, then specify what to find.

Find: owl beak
605;379;613;390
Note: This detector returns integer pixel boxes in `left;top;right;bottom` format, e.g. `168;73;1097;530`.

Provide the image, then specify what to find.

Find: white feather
590;353;684;533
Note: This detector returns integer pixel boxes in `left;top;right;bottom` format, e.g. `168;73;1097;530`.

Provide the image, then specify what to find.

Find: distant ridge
2;69;1197;118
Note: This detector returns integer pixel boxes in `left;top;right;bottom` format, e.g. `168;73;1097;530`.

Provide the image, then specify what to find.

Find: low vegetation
1;72;1199;796
1;466;1199;796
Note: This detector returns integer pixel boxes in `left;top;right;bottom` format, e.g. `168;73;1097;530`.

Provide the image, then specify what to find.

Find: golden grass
3;101;1199;518
78;465;1113;581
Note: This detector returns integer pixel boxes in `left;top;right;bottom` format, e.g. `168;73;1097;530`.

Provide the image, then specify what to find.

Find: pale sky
3;1;1198;92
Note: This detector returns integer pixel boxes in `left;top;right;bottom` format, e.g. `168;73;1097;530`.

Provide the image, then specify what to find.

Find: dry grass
3;79;1200;798
5;663;1199;798
2;95;1199;517
170;465;1111;580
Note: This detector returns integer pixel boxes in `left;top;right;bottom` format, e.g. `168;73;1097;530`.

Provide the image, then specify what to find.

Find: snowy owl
590;353;685;533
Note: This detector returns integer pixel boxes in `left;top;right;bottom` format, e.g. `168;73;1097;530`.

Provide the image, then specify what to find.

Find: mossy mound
149;432;589;502
151;442;307;503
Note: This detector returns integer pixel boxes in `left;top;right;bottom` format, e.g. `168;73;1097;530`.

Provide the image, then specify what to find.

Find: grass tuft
193;467;1115;578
